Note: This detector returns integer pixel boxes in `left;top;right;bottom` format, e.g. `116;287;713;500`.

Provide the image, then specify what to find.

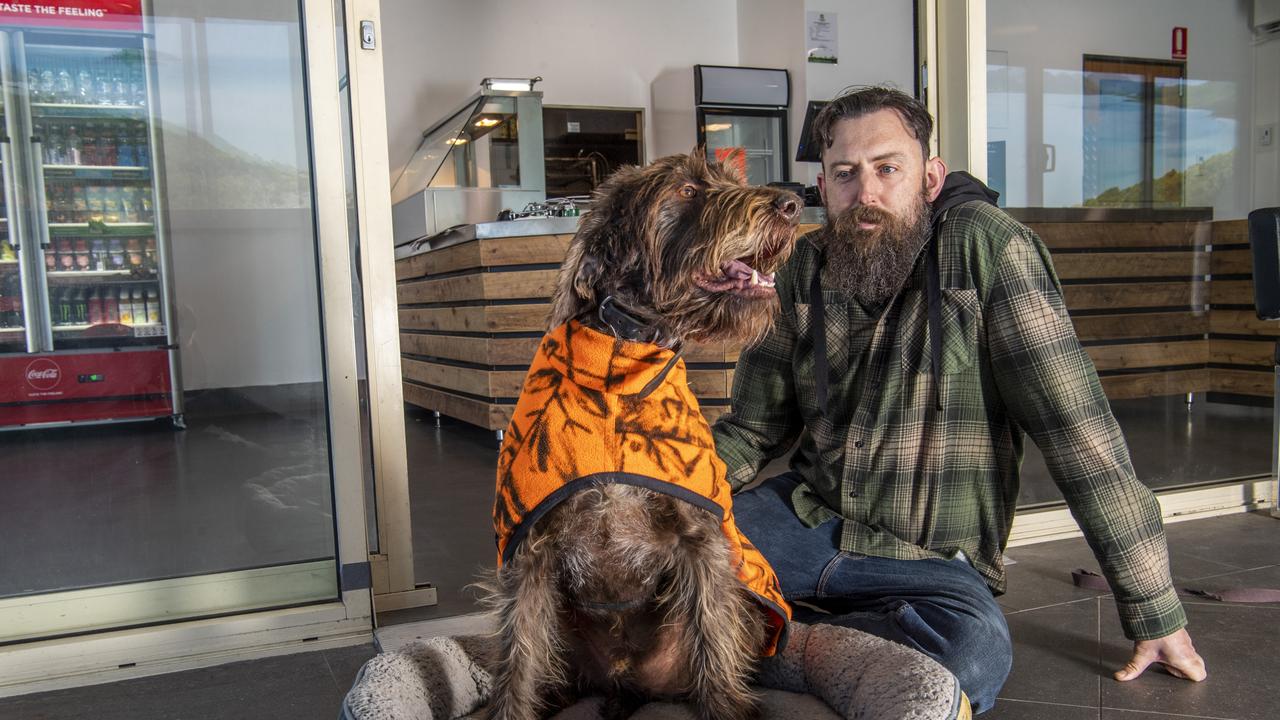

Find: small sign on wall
1172;26;1188;60
807;11;838;64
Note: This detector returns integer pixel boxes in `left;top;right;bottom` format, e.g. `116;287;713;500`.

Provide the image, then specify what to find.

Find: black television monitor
795;100;828;163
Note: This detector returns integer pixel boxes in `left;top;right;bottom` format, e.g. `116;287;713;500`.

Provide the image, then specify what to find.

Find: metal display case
391;78;546;246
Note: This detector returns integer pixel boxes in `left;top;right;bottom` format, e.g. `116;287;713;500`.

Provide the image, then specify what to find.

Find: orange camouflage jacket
494;320;791;655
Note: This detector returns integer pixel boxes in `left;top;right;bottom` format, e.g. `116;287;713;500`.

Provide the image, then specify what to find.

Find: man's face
817;109;945;219
815;109;947;305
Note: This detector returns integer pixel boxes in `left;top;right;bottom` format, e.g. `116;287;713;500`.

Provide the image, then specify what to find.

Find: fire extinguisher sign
0;1;143;32
1172;27;1188;60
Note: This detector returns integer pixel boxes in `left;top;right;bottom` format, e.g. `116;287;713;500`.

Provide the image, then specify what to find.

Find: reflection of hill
158;124;311;211
1084;150;1233;208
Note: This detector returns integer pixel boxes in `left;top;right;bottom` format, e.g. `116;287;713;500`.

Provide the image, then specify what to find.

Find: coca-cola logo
25;359;61;391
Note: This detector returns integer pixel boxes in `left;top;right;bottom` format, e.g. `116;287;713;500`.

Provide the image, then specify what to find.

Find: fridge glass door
21;35;163;351
0;32;28;353
700;108;787;185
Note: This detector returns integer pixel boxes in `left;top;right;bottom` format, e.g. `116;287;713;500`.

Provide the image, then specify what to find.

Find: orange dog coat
494;320;791;655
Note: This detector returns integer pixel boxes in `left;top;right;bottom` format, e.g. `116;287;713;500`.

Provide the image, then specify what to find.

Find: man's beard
821;192;933;306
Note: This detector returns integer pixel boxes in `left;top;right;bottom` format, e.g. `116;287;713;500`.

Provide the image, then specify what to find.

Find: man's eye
835;170;851;181
880;166;898;175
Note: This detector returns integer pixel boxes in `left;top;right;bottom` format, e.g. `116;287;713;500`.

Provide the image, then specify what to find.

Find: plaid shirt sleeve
713;297;805;492
985;231;1187;641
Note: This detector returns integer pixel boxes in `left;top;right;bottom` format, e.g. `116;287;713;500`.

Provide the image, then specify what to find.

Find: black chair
1251;207;1280;321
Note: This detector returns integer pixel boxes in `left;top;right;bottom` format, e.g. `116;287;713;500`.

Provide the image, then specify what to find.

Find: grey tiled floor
6;512;1276;719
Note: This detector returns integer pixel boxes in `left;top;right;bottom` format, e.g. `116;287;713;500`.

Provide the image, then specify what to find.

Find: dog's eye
679;184;698;198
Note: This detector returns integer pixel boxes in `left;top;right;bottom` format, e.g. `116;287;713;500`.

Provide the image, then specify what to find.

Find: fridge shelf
52;322;164;336
0;326;23;334
44;165;151;180
47;270;146;279
0;259;19;266
49;223;155;237
31;103;147;119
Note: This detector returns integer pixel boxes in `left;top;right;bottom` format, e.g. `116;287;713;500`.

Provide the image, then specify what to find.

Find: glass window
0;0;340;642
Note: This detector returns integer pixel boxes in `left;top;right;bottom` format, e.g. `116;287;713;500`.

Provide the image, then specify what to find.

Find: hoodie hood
930;171;1000;225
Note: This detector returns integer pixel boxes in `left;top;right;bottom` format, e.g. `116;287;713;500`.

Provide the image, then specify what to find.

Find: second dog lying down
485;152;803;720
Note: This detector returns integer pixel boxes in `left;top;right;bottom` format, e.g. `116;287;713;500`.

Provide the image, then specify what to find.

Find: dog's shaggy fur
484;152;800;720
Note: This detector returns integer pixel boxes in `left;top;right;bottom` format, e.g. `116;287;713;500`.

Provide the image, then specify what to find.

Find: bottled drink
57;69;74;103
81;123;99;166
66;125;82;165
116;126;134;167
40;69;55;102
108;238;125;269
49;185;70;223
146;287;160;324
98;125;117;166
131;287;145;324
44;250;56;273
0;238;14;261
143;237;157;270
118;286;132;324
86;185;104;221
102;185;121;223
111;76;126;106
28;68;42;103
134;123;149;166
72;288;87;324
56;288;73;325
103;287;119;323
135;186;153;221
77;69;94;104
70;183;88;222
91;238;106;270
129;69;146;107
87;287;104;324
0;276;11;328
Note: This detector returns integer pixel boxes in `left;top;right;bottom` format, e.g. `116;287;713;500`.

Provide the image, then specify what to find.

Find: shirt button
854;440;864;448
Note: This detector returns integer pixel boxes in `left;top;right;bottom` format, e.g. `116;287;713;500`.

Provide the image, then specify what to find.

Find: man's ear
924;156;947;202
816;170;828;207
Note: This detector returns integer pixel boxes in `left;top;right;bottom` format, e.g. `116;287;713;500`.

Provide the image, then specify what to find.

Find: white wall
1255;33;1280;211
380;0;741;193
987;0;1256;218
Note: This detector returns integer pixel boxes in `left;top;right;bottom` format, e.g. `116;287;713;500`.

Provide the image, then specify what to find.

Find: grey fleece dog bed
340;622;968;720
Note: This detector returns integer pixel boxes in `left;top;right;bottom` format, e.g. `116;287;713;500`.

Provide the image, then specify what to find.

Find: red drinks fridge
0;1;181;429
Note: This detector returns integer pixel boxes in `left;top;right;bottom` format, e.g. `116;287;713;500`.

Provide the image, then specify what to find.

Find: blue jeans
734;474;1012;714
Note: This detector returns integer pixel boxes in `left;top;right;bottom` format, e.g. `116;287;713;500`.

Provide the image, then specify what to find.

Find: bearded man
712;86;1206;714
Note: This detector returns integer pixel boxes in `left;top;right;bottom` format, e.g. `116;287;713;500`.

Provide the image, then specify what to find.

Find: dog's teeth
751;269;759;286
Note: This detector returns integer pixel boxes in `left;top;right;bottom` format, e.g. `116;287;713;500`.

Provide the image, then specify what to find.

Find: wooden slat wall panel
401;359;526;398
1052;252;1208;280
398;269;560;304
1210;311;1280;337
1211;249;1253;276
1071;312;1208;341
1210;339;1275;367
403;383;512;431
1210;279;1255;306
1062;282;1203;311
1086;340;1207;371
1211;219;1247;246
398;304;550;333
1100;369;1208;399
399;334;541;366
1030;222;1207;249
1210;369;1274;397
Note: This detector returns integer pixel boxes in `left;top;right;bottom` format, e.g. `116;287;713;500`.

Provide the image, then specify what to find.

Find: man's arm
984;231;1204;681
712;302;804;492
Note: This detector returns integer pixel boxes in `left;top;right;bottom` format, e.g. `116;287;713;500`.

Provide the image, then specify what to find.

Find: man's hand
1114;628;1207;682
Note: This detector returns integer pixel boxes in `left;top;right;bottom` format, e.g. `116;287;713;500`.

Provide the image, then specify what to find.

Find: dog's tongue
696;259;776;292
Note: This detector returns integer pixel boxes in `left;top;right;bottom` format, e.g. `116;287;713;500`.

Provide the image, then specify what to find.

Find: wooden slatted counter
398;210;1272;434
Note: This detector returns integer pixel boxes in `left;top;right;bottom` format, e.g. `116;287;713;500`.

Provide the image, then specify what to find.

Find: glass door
697;107;789;185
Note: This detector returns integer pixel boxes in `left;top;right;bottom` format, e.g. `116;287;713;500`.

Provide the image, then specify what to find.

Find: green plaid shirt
713;201;1186;641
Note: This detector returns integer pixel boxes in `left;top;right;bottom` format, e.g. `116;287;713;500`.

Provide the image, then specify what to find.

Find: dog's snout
774;195;801;220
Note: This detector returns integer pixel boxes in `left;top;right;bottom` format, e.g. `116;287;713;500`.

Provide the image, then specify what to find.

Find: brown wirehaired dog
484;152;801;720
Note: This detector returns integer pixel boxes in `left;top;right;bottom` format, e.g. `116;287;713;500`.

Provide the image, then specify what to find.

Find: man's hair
812;86;933;163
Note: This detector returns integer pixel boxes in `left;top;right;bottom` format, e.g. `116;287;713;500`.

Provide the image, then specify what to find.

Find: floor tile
1162;513;1280;573
984;698;1099;719
1101;711;1243;720
999;598;1102;707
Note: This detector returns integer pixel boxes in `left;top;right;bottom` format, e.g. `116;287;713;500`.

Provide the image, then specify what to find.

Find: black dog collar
597;296;660;345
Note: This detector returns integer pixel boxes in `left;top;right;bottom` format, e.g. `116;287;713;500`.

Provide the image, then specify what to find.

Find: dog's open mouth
693;258;777;297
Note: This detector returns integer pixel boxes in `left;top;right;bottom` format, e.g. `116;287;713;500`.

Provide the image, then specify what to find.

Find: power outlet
1262;123;1275;148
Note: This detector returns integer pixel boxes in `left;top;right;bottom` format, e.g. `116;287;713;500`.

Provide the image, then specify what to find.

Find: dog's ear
549;240;605;328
